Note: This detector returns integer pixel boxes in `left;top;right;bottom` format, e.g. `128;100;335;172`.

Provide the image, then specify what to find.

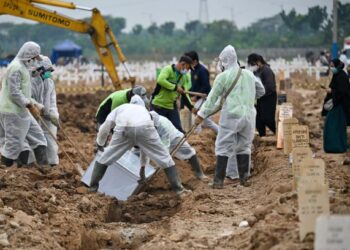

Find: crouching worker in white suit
150;111;207;180
89;95;190;195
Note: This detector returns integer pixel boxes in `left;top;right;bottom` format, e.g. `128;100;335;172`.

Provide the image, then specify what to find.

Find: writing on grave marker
292;125;309;149
315;215;350;250
283;118;299;154
292;147;313;190
298;181;329;240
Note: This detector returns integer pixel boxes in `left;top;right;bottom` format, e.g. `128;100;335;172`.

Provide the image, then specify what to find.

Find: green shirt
96;88;130;118
152;65;192;110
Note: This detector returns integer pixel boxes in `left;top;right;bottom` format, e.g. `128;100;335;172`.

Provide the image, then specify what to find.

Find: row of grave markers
0;57;328;87
276;102;350;249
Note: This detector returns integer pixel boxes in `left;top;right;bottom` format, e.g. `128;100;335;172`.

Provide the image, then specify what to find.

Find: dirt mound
0;75;349;249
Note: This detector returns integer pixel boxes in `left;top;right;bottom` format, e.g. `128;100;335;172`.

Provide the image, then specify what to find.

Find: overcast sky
1;0;349;31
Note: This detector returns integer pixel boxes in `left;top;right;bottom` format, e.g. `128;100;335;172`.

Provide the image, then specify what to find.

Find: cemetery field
0;74;349;249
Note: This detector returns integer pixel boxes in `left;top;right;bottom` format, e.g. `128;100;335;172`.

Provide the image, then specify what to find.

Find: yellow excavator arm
0;0;136;90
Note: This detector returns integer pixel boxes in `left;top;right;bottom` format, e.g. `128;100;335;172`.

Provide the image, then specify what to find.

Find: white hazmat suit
194;98;219;134
226;75;264;180
89;96;188;195
150;111;195;160
0;42;47;166
150;111;206;179
197;45;265;187
96;96;174;168
31;56;59;165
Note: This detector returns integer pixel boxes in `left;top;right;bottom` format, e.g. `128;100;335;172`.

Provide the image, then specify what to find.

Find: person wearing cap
0;41;48;167
151;55;194;133
95;86;149;130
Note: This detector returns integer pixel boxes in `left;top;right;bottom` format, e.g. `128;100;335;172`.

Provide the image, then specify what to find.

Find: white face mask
180;69;188;75
249;65;259;72
24;58;39;69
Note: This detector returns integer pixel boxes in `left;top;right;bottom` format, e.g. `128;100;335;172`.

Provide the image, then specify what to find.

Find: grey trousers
98;125;174;169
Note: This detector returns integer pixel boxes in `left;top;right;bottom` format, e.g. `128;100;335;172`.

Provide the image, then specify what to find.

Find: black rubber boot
1;155;14;167
189;155;207;180
89;162;108;192
34;146;48;166
16;150;30;168
209;155;228;189
237;154;250;186
164;166;188;195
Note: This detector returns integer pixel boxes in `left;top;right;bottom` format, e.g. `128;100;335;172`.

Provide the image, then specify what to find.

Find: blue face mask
330;67;338;74
43;71;52;79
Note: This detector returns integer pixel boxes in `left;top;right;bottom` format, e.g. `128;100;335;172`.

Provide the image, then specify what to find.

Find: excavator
0;0;136;90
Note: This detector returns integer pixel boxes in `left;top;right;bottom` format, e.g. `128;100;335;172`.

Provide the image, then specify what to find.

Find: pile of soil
0;75;349;249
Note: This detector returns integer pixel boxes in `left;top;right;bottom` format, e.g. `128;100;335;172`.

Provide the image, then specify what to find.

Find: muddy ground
0;74;349;249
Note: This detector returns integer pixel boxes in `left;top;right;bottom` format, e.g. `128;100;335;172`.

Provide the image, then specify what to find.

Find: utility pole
332;0;338;59
229;7;234;26
185;11;190;22
199;0;209;23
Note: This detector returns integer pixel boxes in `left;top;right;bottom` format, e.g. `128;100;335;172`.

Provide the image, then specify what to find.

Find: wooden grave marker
300;158;326;185
283;118;299;154
298;181;329;240
292;125;309;149
315;215;350;250
277;103;293;149
292;147;313;190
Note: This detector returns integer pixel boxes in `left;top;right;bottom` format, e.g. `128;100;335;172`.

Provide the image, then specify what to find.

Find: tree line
0;3;349;60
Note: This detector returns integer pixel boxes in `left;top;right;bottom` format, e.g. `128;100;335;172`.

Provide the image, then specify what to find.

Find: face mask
25;58;39;69
330;67;338;74
249;65;259;72
180;69;188;75
43;71;52;79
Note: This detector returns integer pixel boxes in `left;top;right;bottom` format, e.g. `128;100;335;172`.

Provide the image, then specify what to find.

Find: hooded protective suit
30;55;59;165
198;45;265;156
0;42;47;162
197;45;265;187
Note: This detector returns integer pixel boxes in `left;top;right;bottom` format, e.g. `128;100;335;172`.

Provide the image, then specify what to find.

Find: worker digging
0;1;349;249
89;95;190;196
0;40;266;194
